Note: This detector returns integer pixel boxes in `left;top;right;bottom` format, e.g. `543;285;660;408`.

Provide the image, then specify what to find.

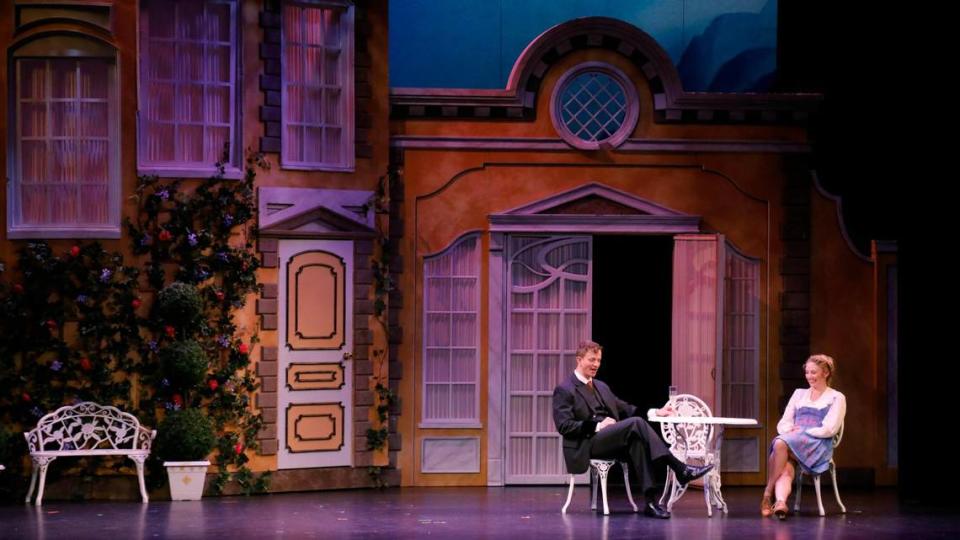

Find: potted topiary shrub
156;281;204;331
159;340;209;390
156;409;216;500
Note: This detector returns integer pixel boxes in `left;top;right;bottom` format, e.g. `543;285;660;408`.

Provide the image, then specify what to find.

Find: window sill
7;226;121;240
137;167;245;180
279;163;356;173
418;422;483;430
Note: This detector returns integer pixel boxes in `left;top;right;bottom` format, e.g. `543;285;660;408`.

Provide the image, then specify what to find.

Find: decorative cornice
391;135;811;154
390;17;821;124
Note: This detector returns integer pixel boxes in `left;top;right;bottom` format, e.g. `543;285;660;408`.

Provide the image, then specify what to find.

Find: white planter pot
164;461;210;501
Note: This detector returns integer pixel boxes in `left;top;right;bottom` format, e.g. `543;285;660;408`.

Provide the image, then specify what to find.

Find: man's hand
596;417;617;431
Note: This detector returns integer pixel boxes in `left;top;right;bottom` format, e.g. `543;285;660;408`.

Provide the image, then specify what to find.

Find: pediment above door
259;187;375;237
489;182;701;233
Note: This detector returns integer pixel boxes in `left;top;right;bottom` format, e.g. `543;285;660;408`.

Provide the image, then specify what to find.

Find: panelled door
505;235;592;484
277;239;353;469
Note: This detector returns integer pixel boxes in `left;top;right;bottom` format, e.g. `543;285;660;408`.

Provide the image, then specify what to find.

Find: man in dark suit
553;340;713;518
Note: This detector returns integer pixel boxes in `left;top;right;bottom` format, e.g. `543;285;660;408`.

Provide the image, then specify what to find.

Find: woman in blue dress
760;354;846;519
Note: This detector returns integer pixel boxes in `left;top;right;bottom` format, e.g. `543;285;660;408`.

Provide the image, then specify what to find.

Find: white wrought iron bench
24;402;156;505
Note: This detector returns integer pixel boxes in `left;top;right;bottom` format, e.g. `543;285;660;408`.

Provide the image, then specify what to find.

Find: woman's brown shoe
760;495;773;517
773;500;789;520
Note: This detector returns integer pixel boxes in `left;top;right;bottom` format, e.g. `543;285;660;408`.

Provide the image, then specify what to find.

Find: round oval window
552;64;638;150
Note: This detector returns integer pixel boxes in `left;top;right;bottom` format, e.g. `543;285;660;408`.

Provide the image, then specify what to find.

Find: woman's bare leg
763;439;790;497
775;460;795;503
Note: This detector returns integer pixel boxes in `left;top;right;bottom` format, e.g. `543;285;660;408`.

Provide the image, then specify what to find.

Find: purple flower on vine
196;269;210;280
50;360;63;371
99;268;113;283
30;406;43;418
164;401;181;411
223;214;234;227
158;189;170;201
187;232;198;247
217;335;231;348
217;251;230;263
76;294;89;304
148;340;159;353
140;233;152;247
160;378;170;387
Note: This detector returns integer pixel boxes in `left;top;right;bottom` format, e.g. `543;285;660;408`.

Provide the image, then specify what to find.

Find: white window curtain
422;234;480;425
282;2;354;170
139;0;238;173
11;47;118;237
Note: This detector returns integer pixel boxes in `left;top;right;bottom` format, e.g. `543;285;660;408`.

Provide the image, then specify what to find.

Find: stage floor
1;486;957;539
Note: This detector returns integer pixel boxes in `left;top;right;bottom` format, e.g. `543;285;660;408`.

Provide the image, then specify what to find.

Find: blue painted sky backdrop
389;0;776;92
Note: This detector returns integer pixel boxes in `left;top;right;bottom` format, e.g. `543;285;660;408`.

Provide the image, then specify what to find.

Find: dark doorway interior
592;235;673;414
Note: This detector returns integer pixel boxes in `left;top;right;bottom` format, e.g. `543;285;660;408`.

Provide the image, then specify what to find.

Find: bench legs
26;455;150;505
130;455;149;503
25;463;38;503
26;456;55;506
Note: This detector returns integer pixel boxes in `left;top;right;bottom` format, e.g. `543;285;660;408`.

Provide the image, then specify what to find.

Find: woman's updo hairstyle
806;354;835;383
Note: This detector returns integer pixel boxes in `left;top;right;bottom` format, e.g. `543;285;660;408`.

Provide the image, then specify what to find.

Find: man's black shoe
643;502;671;519
676;463;714;485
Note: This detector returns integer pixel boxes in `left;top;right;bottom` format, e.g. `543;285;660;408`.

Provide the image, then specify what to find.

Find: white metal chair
793;422;846;516
561;459;639;515
657;393;726;516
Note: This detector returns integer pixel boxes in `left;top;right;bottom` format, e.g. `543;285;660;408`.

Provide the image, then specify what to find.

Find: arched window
722;245;760;419
9;34;119;238
422;233;481;427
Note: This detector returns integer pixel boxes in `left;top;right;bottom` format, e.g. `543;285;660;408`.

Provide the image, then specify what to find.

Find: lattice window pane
559;72;627;142
422;235;480;424
282;3;353;170
722;248;760;418
140;0;237;171
15;58;113;229
507;236;592;483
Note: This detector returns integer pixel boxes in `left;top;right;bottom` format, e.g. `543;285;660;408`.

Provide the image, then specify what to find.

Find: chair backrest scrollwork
659;393;714;460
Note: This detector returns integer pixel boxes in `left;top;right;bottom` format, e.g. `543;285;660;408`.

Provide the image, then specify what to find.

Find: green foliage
0;242;142;423
367;466;389;489
365;382;397;453
0;424;16;465
363;169;397;489
128;152;269;495
159;340;209;390
156;282;204;330
156;409;217;461
0;152;270;498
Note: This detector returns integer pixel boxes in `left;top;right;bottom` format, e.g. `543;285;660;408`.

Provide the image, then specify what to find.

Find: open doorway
592;235;673;413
